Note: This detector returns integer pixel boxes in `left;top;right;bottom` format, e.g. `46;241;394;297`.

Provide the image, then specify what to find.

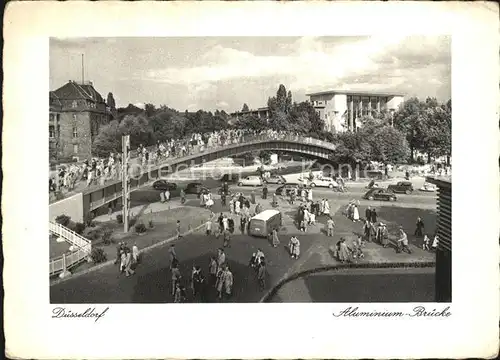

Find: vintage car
237;176;263;187
363;188;397;201
262;175;286;185
152;180;177;191
387;181;414;194
303;176;339;189
419;182;437;192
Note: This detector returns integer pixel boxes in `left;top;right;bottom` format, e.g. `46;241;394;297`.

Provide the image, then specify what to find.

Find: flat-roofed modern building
306;89;405;133
230;107;270;121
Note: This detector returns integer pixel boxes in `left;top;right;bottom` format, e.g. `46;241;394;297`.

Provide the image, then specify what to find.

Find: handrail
49;222;91;253
49;221;92;277
53;133;337;201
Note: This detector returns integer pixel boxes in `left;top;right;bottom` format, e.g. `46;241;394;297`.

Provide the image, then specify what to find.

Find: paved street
51;184;436;303
270;268;435;302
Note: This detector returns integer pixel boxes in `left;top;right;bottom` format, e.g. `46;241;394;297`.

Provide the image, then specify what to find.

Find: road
269;267;435;302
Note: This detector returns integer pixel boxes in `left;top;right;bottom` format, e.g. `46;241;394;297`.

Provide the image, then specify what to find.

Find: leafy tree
234;114;268;131
241;103;250;112
106;92;116;109
145;103;157;118
92;120;122;157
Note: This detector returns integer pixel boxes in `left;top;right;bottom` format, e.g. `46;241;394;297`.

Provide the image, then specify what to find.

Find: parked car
263;175;286;185
387;181;414;194
363;188;397;201
419;182;437;192
304;176;339;189
238;176;262;187
153;180;177;191
275;183;300;196
185;182;207;195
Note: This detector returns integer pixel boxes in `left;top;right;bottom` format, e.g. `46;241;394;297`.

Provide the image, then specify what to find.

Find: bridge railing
49;221;92;276
53;133;336;202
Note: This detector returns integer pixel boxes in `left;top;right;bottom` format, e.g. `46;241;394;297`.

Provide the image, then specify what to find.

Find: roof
251;209;281;221
426;176;452;188
306;89;406;97
51;81;105;102
49;91;62;106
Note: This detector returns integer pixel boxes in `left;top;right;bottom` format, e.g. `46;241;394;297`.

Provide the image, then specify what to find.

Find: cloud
216;101;229;108
141;35;447;96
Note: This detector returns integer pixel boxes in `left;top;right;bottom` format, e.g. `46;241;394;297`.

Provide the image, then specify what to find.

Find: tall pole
82;54;84;84
122;135;130;232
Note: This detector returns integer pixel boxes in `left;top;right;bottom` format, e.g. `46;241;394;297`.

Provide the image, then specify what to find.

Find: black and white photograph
48;35;452;304
3;2;498;359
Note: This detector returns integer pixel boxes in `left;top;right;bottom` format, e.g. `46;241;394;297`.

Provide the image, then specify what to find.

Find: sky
50;36;451;112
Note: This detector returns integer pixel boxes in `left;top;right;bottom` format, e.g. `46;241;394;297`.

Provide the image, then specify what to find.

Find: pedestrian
215;266;225;300
235;199;241;215
337;238;351;263
119;249;126;273
415;217;425;237
205;219;212;236
422;234;431;251
180;188;186;204
176;220;182;239
397;228;412;254
217;248;226;271
251;190;256;204
114;242;124;265
160;190;166;203
288;236;300;259
255;203;262;215
272;228;280;248
173;282;183;303
352;204;360;222
223;229;232;248
370;208;378;224
326;217;335;237
272;193;278;207
229;198;234;214
132;243;139;264
240;216;247;234
323;199;331;216
223;265;234;299
168;244;178;267
171;262;182;296
377;223;389;248
363;220;374;242
431;234;439;251
365;206;372;222
165;189;170;202
208;256;218;285
262;185;268;200
257;260;266;290
228;217;235;234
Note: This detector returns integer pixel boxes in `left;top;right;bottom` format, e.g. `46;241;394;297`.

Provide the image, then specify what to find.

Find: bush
135;223;147;234
90;248;107;263
116;214;123;224
102;229;113;245
84;228;101;241
74;222;85;235
55;214;71;227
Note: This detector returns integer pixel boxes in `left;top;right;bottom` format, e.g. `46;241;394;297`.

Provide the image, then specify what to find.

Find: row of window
71;100;97;109
48;126;78;138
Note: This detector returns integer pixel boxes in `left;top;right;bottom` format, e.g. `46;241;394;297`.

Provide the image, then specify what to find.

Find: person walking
205;219;212;236
272;228;280;248
288;236;300;259
208;256;218;286
165;189;170;202
337;238;351;263
168;244;178;268
257;260;266;290
223;265;234;299
251;189;256;204
223;229;232;248
365;206;372;222
352;204;360;222
326;217;335;237
176;220;182;239
377;223;390;248
132;243;140;264
363;220;373;243
415;217;425;237
422;234;431;251
397;228;412;254
370;208;378;224
180;188;186;204
262;185;268;200
323;199;331;216
255;203;262;215
171;263;182;296
217;248;226;272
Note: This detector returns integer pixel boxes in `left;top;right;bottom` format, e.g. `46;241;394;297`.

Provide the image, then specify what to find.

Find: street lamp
122;135;130;232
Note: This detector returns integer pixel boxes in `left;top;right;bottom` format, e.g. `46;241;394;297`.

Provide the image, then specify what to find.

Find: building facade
306;90;405;133
49;81;111;161
230;107;270;122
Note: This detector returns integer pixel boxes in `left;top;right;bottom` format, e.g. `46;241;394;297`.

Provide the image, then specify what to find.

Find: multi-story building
230;107;270;121
49;80;112;161
307;89;405;133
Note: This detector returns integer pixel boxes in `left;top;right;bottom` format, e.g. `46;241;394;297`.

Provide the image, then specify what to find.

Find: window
72;100;77;108
72;127;78;138
73;144;78;154
49;125;55;138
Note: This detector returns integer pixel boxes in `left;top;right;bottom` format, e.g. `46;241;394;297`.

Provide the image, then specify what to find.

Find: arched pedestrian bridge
50;134;337;222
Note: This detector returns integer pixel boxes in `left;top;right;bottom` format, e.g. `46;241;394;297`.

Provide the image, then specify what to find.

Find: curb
259;260;436;303
50;212;216;287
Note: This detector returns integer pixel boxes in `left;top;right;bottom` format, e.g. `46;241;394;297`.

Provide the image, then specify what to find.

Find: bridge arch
63;135;339;220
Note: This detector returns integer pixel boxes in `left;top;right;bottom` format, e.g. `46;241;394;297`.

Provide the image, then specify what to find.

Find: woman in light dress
352;205;360;222
272;228;280;247
288;236;300;259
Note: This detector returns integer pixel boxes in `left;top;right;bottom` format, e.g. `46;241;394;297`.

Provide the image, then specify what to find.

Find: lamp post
122;135;130;232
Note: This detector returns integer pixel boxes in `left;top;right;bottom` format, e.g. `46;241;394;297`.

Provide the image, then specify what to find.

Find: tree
234;114;268;131
145;103;157;118
106;92;117;119
92;120;121;157
241;103;250;112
